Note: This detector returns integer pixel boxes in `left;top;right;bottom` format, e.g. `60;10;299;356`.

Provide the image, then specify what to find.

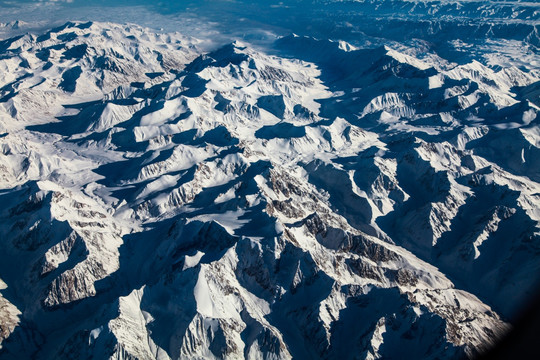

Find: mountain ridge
0;19;538;359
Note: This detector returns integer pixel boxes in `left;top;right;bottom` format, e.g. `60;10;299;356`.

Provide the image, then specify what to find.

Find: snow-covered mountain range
0;5;539;359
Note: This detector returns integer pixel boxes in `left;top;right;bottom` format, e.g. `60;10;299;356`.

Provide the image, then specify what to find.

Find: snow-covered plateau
0;3;539;358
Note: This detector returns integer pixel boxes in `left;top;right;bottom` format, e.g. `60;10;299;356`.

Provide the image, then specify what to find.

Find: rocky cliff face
0;14;538;360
